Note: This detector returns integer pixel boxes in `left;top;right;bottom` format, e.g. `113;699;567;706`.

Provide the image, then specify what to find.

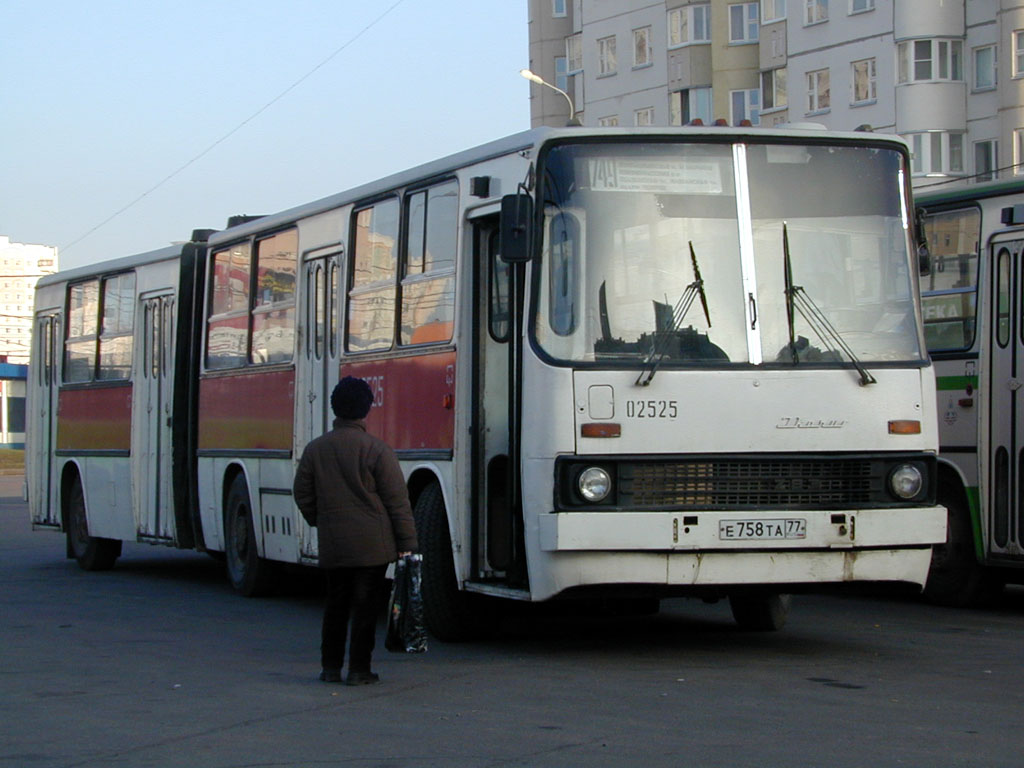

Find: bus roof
36;243;185;290
915;178;1024;207
207;125;911;246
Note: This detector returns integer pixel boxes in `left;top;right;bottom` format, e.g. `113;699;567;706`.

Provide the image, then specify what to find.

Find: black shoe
345;670;380;686
319;668;342;683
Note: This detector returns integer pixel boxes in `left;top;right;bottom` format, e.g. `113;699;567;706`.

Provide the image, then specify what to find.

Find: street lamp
520;69;581;126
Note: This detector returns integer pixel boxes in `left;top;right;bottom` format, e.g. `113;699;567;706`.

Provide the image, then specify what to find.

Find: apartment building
0;236;58;364
526;0;1024;187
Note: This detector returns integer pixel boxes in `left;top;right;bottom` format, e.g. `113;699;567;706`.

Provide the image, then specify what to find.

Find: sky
2;0;531;270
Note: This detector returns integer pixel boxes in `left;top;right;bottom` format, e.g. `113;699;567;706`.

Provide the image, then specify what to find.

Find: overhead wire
60;0;410;255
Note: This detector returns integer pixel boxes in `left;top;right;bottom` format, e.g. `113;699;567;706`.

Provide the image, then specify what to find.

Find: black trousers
321;564;387;673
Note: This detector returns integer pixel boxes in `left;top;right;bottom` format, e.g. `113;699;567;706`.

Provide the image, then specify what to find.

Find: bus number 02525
625;400;678;419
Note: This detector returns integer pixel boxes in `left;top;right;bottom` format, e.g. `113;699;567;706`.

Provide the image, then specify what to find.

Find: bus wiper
636;242;711;386
782;224;876;386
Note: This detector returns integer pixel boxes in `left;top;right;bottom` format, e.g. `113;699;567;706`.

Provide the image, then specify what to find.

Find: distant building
526;0;1024;188
0;236;59;364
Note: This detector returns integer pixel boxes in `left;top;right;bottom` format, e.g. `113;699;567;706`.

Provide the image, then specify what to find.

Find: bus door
134;292;176;541
295;249;341;560
30;311;60;528
472;217;519;580
986;236;1024;558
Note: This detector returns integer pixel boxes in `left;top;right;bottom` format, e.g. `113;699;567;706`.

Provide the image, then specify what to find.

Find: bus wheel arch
222;468;276;596
61;462;121;571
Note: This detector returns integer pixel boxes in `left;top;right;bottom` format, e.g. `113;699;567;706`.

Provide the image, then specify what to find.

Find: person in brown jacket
293;376;418;685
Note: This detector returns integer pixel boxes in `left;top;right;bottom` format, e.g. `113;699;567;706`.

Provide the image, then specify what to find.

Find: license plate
719;518;807;540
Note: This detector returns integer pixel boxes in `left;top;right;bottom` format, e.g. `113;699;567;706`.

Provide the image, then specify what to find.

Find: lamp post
520;69;581;127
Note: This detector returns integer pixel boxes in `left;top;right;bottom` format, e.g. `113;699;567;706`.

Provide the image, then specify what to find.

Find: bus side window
206;243;252;369
347;199;399;352
65;279;99;383
98;273;135;381
549;212;579;336
251;229;297;365
489;230;510;342
997;247;1011;348
401;181;457;346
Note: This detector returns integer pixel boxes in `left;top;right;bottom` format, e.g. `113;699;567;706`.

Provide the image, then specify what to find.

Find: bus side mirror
500;193;534;263
914;207;931;276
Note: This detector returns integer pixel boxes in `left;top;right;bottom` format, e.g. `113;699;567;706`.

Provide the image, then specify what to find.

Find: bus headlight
577;467;612;503
889;464;924;500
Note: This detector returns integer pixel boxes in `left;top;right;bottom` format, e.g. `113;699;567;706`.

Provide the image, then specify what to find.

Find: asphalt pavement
3;474;1024;768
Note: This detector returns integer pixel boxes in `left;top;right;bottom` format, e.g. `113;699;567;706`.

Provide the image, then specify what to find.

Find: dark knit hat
331;376;374;420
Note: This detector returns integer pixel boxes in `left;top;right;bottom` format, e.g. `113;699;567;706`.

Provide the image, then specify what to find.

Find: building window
850;0;873;13
974;139;998;181
566;33;582;73
555;56;568;91
973;45;997;90
730;89;761;125
804;0;828;24
633;27;652;68
668;5;711;47
670;87;713;125
851;58;876;104
634;107;654;126
1015;129;1024;174
1015;31;1024;76
598;115;619;127
761;67;787;110
598;35;617;76
763;0;786;23
909;132;965;175
898;39;963;83
806;68;830;113
729;3;759;43
552;0;567;18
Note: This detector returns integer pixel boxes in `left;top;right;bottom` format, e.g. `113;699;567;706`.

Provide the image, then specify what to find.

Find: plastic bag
386;553;427;653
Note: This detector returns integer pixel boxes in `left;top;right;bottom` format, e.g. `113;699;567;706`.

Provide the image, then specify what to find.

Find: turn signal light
581;423;621;438
888;420;921;435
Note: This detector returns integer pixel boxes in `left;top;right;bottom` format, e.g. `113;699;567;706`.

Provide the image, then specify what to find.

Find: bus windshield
534;139;923;368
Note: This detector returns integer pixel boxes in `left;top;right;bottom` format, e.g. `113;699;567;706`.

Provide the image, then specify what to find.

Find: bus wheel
66;475;121;571
925;496;1001;607
414;481;489;641
729;591;790;631
223;475;275;597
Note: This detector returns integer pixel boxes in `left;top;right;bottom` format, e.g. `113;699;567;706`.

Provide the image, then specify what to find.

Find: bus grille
617;458;877;509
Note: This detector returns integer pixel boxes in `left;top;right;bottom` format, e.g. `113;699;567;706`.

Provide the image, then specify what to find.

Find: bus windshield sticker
586;157;724;195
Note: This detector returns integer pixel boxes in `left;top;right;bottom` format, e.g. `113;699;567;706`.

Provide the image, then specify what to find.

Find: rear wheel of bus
65;474;121;571
223;474;276;596
415;480;494;641
729;591;790;631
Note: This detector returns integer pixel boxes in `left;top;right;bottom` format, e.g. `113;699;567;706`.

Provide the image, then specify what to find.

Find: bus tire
925;495;1001;607
729;591;790;631
223;474;275;597
414;481;489;641
66;475;121;571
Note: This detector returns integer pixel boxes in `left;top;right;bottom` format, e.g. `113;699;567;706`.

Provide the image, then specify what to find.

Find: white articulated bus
918;178;1024;605
28;126;946;636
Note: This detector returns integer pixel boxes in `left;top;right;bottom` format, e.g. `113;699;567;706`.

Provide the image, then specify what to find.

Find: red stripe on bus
342;350;455;452
198;368;295;451
56;385;132;451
